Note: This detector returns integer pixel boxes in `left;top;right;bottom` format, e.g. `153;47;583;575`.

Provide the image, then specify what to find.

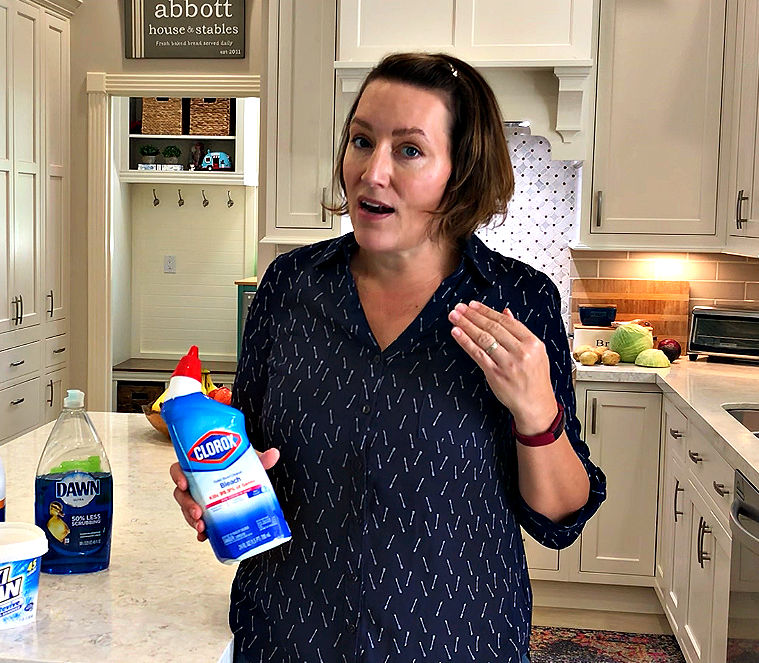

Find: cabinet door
522;529;559;573
11;0;41;330
663;454;691;638
42;11;68;322
337;0;592;63
42;365;66;423
681;484;731;663
580;390;662;576
273;0;335;231
591;0;725;236
0;0;12;332
730;1;759;239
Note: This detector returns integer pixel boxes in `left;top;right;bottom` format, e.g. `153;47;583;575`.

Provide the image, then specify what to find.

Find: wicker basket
141;97;182;135
190;98;231;136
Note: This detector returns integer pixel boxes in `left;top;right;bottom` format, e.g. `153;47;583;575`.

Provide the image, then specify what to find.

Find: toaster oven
688;307;759;362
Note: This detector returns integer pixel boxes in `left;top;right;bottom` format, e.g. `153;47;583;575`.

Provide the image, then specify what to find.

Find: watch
512;403;565;447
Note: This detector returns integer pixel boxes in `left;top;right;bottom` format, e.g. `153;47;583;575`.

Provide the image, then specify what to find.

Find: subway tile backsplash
570;250;759;320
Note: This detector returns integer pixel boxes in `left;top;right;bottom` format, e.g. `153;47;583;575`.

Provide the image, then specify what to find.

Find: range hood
334;1;596;162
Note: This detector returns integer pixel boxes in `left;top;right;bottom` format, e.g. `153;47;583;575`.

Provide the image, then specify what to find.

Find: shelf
129;134;235;140
118;170;244;185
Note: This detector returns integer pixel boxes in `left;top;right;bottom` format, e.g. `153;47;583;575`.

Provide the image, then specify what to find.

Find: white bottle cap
63;389;85;409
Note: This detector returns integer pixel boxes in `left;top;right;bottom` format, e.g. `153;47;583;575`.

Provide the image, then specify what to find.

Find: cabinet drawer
0;378;40;441
0;342;41;384
44;334;68;367
663;399;689;462
685;424;734;520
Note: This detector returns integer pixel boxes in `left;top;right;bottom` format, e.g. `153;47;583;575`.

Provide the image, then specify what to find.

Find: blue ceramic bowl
579;305;617;326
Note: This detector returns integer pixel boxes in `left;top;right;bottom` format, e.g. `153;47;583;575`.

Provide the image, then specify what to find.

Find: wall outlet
164;255;176;274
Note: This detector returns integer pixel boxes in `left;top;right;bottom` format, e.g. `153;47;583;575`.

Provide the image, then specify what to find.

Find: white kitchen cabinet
0;0;72;443
42;10;68;323
258;0;336;274
655;396;732;663
580;0;726;250
724;0;759;254
680;482;731;663
579;388;662;578
337;0;593;64
522;529;559;575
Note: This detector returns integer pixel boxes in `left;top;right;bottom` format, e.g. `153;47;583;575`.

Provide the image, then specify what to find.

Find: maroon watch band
512;403;565;447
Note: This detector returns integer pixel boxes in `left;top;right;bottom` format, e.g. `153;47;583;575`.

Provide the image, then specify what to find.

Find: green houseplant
162;145;182;164
139;144;160;164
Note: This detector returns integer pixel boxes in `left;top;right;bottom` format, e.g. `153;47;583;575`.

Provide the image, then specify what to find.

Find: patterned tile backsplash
477;132;580;327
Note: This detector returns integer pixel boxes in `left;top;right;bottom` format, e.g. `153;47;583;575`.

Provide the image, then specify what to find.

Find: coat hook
201;190;209;207
227;190;234;208
152;188;160;206
177;189;184;207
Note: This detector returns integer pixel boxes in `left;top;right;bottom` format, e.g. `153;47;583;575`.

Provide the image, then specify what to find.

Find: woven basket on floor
141;97;182;135
190;98;231;136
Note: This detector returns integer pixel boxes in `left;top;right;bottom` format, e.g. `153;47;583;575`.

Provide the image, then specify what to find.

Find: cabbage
634;348;671;368
608;323;654;362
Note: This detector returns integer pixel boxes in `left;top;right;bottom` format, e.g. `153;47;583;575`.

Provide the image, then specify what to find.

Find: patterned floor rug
530;626;686;663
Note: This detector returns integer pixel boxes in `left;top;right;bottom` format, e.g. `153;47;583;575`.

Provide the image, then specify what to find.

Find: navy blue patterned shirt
230;233;606;663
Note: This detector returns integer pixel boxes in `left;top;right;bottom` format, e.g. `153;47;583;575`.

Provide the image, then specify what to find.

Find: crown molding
86;73;261;97
31;0;82;18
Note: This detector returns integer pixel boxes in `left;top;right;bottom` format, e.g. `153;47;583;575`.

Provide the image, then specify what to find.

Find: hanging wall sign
125;0;245;59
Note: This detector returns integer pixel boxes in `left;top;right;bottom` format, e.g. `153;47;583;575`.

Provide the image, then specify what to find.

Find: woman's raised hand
448;301;558;436
169;448;281;542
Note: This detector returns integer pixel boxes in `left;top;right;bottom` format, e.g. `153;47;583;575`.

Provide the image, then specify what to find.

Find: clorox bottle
162;346;291;563
34;390;113;574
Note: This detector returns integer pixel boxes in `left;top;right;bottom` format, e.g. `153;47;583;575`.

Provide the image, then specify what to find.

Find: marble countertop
575;358;759;488
0;413;236;663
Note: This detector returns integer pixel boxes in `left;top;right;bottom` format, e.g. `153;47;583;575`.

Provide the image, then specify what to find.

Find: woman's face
342;79;453;257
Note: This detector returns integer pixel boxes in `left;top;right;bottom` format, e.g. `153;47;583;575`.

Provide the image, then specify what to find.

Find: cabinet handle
736;189;749;229
52;347;66;354
321;187;327;224
47;379;54;406
688;450;703;464
674;479;684;523
18;294;23;323
697;516;712;568
669;427;683;439
10;296;17;324
47;290;54;317
10;397;24;406
590;397;597;435
713;481;730;498
595;190;603;227
9;359;25;367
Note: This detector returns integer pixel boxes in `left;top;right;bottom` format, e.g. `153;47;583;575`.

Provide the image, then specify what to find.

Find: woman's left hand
448;301;558;435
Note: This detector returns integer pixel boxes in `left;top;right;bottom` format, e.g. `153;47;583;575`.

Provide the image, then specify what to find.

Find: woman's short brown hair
330;52;515;242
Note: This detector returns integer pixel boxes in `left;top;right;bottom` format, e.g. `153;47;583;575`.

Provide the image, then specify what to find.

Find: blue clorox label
161;391;291;563
188;430;242;463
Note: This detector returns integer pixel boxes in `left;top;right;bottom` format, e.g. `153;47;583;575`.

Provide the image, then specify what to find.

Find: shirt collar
313;231;497;286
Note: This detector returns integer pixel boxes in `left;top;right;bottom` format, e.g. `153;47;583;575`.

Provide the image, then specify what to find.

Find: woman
171;52;606;663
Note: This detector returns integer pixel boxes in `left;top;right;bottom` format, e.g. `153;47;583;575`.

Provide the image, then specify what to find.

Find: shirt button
371;354;381;364
347;622;357;634
361;404;371;414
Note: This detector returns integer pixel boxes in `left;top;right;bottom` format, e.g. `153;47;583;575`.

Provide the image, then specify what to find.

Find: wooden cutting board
571;279;690;351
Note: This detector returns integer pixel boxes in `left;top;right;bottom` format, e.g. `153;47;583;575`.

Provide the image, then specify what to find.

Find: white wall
130;183;248;360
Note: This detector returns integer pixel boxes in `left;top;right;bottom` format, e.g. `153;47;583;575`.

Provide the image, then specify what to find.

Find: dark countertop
113;357;237;374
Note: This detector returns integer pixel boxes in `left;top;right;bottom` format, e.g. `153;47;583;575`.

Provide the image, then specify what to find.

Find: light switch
164;255;176;274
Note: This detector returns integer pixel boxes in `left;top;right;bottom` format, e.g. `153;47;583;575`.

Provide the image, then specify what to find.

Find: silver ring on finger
484;340;499;356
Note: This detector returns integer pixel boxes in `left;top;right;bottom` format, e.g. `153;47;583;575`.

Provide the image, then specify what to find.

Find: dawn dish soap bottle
34;390;113;574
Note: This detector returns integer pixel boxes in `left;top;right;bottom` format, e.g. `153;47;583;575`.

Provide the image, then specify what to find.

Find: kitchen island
0;413;237;663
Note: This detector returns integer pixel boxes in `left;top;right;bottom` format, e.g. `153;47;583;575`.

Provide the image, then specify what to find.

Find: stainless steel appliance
689;307;759;362
728;470;759;662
